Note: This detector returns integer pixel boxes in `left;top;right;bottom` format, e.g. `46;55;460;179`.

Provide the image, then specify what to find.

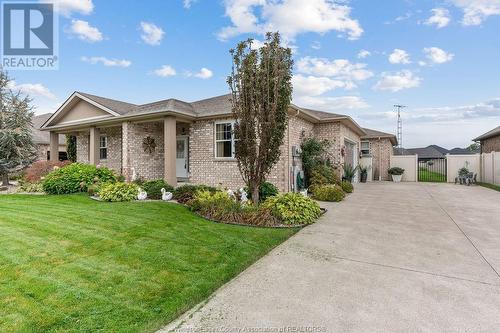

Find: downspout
378;136;382;181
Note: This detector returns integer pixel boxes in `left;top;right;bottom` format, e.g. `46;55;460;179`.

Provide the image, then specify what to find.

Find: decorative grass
0;194;296;332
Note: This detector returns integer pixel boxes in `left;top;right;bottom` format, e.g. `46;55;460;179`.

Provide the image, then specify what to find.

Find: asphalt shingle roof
474;125;500;141
77;92;137;115
32;113;66;144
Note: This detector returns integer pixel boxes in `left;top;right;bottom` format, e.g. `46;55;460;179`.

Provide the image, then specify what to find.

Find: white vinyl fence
390;155;417;182
481;151;500;185
446;154;481;183
359;156;373;182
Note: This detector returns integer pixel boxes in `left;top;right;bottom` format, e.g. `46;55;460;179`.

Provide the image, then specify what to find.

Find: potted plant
343;164;358;183
358;165;370;183
388;167;405;182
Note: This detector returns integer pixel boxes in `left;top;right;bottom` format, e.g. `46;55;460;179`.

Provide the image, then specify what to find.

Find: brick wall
366;138;393;181
482;135;500;153
75;127;122;173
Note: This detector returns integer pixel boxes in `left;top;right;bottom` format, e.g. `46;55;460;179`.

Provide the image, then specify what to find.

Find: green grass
0;194;297;332
477;182;500;192
418;169;446;182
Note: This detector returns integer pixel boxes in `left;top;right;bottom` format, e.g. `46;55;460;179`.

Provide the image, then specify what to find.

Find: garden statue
300;189;308;197
161;188;173;201
227;189;236;200
137;189;147;200
239;188;248;204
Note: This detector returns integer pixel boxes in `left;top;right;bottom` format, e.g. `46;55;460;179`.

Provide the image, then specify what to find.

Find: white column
49;131;59;161
89;127;100;165
164;116;177;186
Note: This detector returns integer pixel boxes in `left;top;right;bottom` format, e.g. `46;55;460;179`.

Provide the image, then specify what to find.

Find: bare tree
227;32;293;203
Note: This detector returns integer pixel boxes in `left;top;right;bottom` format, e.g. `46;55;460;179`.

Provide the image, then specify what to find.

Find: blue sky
9;0;500;148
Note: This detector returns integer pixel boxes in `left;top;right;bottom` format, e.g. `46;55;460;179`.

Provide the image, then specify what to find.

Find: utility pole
394;104;406;152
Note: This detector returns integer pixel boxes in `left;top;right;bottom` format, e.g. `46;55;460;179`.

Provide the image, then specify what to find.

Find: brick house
360;128;398;181
474;126;500;153
41;92;396;191
32;113;67;161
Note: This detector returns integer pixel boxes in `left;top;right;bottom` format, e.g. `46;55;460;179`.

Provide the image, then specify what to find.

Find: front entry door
176;136;188;178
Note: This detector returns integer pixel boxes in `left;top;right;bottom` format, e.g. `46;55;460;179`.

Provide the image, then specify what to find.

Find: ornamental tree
227;32;293;204
0;71;37;186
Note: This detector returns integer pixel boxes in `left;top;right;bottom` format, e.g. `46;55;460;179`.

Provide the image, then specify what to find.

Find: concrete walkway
162;183;500;332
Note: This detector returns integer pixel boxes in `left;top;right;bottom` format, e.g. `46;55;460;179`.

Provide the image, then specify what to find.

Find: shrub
244;181;279;202
142;179;175;200
340;181;353;193
311;184;345;202
99;182;139;202
310;164;340;186
24;160;71;183
262;192;321;225
189;190;280;227
388;167;404;175
42;163;116;194
17;180;44;193
174;184;217;204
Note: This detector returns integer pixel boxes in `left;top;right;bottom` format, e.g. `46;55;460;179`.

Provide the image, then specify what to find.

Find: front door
176;136;188;178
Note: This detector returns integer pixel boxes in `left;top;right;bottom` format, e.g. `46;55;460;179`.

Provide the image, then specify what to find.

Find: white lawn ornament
299;189;308;197
137;189;147;200
161;188;173;201
239;188;248;204
227;189;236;200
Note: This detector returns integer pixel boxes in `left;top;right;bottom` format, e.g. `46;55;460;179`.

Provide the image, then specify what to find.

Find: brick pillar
164;116;177;186
121;122;131;181
49;131;59;161
89;127;100;165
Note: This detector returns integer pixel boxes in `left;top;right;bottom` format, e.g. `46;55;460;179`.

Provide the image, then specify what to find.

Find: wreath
142;136;156;154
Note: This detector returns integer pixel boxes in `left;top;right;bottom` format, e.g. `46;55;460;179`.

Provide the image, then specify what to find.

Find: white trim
214;120;237;159
41;92;120;129
58;115;113;125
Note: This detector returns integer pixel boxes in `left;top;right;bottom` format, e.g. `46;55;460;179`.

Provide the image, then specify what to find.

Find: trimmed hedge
311;184;345;202
42;163;116;194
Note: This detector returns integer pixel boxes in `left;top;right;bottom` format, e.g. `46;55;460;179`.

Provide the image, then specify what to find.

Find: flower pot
360;173;367;183
391;174;402;182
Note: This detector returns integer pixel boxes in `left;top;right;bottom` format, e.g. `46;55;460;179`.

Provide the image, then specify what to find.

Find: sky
8;0;500;149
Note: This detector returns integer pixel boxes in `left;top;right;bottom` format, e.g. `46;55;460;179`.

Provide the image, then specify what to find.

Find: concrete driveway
162;183;500;332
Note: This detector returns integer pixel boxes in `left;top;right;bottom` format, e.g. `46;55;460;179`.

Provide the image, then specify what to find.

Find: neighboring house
474;126;500;153
32;113;67;161
360;128;397;181
403;144;478;160
41;91;394;190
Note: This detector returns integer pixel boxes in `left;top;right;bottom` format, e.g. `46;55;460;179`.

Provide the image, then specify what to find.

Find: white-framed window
360;141;370;156
215;121;237;158
99;135;108;160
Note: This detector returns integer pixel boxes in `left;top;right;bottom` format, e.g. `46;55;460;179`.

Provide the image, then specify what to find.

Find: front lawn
0;194;297;332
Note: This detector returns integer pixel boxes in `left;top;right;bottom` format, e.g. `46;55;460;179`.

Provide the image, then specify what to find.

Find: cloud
451;0;500;25
373;70;421;92
7;81;57;100
424;8;451;28
183;0;196;9
81;56;131;67
294;95;370;111
40;0;93;16
68;19;103;42
292;74;349;96
140;22;165;46
153;65;177;77
186;68;214;79
311;41;321;50
388;49;411;64
357;49;371;59
423;47;454;64
296;57;373;86
217;0;363;41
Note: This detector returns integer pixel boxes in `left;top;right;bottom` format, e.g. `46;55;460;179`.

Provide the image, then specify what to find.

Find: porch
48;117;191;186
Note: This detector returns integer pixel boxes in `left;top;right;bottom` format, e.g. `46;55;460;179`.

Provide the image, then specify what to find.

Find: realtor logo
1;1;58;70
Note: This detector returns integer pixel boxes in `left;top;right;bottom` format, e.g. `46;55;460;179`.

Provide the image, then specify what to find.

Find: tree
467;142;480;152
66;135;77;162
0;71;37;186
227;32;293;204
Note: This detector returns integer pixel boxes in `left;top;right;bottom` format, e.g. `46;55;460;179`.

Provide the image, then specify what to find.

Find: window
99;135;108;160
215;122;236;158
360;141;370;156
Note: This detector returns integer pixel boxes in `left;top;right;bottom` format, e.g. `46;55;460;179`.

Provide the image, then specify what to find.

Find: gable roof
41;91;364;136
361;128;398;146
405;146;445;159
474;125;500;141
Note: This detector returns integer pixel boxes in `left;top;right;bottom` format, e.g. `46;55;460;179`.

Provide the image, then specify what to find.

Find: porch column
164;116;177;186
89;127;100;165
49;131;59;161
